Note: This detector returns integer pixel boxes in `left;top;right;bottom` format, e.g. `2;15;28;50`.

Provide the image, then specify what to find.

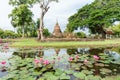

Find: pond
0;43;120;80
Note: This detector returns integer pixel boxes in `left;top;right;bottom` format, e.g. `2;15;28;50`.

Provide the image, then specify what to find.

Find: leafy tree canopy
9;4;33;38
66;0;120;36
9;4;33;27
9;0;35;7
111;24;120;35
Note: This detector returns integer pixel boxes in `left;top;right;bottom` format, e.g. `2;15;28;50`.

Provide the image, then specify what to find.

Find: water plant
0;45;120;80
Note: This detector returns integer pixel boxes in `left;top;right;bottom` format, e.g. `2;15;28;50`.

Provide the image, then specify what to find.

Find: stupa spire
56;18;59;25
52;19;63;38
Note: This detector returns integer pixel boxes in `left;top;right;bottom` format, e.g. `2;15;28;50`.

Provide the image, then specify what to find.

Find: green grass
6;38;120;48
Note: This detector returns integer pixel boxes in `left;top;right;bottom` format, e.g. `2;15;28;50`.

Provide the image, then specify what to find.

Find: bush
75;32;86;38
0;28;4;38
43;28;51;38
0;30;21;39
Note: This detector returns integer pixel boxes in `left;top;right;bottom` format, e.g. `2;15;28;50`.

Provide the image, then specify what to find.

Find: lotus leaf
54;69;63;76
81;70;93;75
100;68;112;74
73;72;86;79
33;71;41;76
60;73;70;80
65;70;74;74
85;75;101;80
95;63;104;67
75;67;81;71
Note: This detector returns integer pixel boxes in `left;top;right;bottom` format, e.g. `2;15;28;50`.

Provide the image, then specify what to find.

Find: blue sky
0;0;94;32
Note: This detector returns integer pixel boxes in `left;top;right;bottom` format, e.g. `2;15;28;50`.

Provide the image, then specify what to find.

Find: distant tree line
9;0;58;40
8;0;120;39
0;28;21;38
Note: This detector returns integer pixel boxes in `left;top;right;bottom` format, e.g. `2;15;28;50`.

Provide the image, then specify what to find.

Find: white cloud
0;0;94;33
0;0;14;30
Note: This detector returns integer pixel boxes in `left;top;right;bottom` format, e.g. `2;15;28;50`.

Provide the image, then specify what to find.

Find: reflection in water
36;50;44;57
13;47;120;62
44;49;70;70
1;45;120;79
78;48;89;54
0;71;7;77
55;48;60;55
0;43;15;78
89;48;104;55
67;48;78;55
104;49;120;60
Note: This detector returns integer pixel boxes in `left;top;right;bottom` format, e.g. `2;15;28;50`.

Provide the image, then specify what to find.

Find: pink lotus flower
68;57;73;61
51;60;55;64
43;60;50;65
0;61;6;65
39;58;44;63
93;55;99;60
0;39;2;43
84;60;89;64
34;59;39;64
4;43;9;49
74;55;79;59
57;57;61;60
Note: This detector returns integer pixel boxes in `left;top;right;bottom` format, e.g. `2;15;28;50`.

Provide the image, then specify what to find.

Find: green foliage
111;24;120;36
67;0;120;36
43;28;51;38
1;45;120;80
9;0;33;38
75;32;86;38
0;29;21;38
9;0;58;39
36;18;50;38
9;0;35;7
9;4;33;28
17;21;38;37
0;28;4;37
73;72;86;79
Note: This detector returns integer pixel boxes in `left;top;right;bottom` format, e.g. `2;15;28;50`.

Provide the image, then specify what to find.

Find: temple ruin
52;21;63;38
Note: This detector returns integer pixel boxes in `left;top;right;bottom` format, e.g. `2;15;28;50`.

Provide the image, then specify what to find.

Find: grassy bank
5;38;120;48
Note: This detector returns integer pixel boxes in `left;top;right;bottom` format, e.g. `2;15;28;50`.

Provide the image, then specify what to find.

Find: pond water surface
0;43;120;80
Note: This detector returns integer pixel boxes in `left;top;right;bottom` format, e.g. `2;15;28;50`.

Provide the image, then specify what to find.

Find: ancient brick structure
52;21;63;38
105;29;113;39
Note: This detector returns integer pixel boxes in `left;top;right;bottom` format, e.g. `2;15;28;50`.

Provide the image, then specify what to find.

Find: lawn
4;38;120;48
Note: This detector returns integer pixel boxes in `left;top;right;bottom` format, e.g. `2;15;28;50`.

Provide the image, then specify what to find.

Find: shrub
75;32;86;38
0;30;21;39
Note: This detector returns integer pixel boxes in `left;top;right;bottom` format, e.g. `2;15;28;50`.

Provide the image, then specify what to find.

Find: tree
36;18;50;38
0;29;21;38
75;32;86;38
9;0;34;6
9;0;34;38
9;4;33;38
9;0;58;39
32;0;58;40
66;0;120;38
43;28;51;38
16;20;38;37
0;28;4;38
111;24;120;37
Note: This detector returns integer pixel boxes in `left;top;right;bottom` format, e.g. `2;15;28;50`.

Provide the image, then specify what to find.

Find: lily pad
95;63;104;67
81;70;93;75
73;72;86;79
60;73;70;80
100;68;112;74
65;70;74;74
55;69;63;76
85;75;101;80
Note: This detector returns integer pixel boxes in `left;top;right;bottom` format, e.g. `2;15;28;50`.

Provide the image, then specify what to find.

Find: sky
0;0;94;33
